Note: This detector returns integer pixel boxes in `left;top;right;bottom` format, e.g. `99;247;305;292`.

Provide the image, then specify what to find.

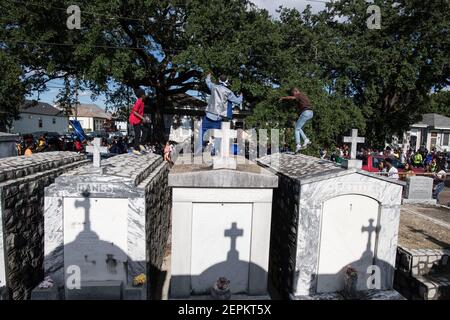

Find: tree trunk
149;93;167;145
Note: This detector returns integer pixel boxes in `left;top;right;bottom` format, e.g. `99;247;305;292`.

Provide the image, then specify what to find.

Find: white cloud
251;0;327;16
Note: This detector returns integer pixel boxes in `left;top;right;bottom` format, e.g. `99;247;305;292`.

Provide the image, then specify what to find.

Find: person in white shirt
385;158;399;179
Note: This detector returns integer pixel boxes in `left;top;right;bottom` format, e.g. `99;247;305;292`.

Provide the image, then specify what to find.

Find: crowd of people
319;145;449;204
16;131;175;164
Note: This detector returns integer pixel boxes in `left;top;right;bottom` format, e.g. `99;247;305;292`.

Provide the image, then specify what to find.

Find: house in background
404;113;450;152
69;104;111;132
163;93;251;143
10;100;68;135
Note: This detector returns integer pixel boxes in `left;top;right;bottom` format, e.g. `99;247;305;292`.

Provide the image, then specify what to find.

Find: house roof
20;100;64;116
163;93;250;118
73;104;111;119
167;93;207;108
413;113;450;129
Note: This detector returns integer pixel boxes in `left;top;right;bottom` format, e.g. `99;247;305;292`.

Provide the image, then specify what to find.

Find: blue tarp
69;120;87;142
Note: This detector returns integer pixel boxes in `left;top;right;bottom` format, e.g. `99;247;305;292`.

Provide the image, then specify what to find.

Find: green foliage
428;91;450;117
0;51;25;130
0;0;448;149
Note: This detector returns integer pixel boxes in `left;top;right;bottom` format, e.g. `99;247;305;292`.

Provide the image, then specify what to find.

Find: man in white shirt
385;158;399;180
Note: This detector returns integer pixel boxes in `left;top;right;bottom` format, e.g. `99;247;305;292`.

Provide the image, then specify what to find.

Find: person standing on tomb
280;88;313;152
196;73;243;154
433;165;447;204
385;158;399;180
129;88;147;155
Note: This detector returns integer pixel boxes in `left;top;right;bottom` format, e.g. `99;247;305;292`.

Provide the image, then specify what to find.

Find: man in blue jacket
196;73;243;155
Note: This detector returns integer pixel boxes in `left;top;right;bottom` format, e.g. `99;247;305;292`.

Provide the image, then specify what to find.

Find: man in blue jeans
433;165;447;204
280;88;314;152
196;73;243;155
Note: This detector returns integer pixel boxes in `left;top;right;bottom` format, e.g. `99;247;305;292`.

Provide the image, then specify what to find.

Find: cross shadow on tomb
303;218;396;297
170;221;268;297
268;214;396;299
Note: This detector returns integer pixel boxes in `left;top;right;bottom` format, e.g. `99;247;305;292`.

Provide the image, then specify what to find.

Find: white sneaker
132;149;141;155
139;145;146;152
296;144;302;152
303;139;311;148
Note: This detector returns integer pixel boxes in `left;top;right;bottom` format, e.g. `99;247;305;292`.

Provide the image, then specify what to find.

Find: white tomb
38;153;170;300
168;156;278;298
258;153;405;300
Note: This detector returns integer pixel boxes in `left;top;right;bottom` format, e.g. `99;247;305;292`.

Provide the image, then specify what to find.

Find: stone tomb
258;153;405;299
168;157;278;298
0;132;19;159
38;153;170;299
402;176;436;205
0;152;88;300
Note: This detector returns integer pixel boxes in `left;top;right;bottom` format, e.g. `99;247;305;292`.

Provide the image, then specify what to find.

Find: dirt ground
399;204;450;250
438;187;450;206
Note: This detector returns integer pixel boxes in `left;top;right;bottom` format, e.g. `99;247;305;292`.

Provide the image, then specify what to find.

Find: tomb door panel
191;203;252;294
317;195;379;293
63;198;128;283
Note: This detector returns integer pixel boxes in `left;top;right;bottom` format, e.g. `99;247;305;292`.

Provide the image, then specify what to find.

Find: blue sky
27;1;326;108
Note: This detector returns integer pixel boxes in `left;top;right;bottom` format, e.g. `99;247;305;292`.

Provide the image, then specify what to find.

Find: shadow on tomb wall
306;219;396;298
170;222;268;298
268;216;396;299
42;191;166;300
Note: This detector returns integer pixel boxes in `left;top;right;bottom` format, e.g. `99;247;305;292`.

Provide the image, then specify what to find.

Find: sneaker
132;149;141;155
303;139;311;148
295;144;302;153
139;145;146;152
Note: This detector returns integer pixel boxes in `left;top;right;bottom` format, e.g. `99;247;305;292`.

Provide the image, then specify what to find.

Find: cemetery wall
0;152;88;299
142;160;171;299
268;173;300;299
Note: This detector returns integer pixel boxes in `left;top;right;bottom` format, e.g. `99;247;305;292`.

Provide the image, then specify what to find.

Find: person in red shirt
280;88;314;152
74;138;83;152
129;88;146;153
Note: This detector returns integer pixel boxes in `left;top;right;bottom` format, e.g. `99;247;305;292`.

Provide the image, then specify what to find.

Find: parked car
109;131;124;139
362;154;425;174
91;131;109;139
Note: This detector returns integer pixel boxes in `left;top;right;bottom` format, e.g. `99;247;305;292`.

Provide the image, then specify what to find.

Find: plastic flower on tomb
133;273;147;286
346;266;358;278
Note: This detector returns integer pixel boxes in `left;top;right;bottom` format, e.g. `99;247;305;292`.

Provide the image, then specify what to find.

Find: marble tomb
0;152;88;300
258;153;405;299
168;156;278;298
35;152;170;299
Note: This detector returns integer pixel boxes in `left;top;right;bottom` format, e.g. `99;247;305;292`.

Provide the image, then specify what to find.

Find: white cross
343;129;365;160
86;138;109;167
211;122;237;169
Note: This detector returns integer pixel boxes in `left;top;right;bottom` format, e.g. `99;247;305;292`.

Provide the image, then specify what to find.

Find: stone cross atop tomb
344;129;365;160
211;122;237;170
86;138;108;168
342;129;365;169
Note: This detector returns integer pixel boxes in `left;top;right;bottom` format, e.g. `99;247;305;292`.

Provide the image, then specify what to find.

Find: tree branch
167;81;203;95
119;20;155;80
167;69;203;87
